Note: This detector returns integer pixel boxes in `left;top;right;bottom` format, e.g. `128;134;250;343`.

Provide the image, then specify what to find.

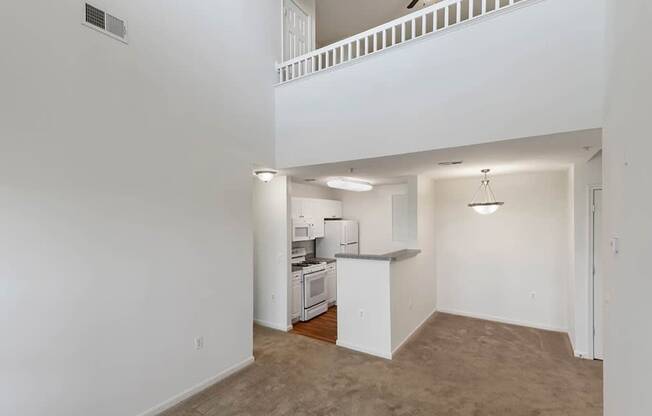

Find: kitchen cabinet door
291;197;304;220
323;200;343;219
292;279;302;319
326;265;337;304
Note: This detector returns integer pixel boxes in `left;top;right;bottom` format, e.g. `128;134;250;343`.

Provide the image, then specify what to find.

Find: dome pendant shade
468;169;504;215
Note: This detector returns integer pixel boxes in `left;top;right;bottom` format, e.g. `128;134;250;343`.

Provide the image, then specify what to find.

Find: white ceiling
316;0;438;47
282;129;602;187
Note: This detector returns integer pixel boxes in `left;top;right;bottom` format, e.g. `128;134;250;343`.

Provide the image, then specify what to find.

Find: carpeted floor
161;313;603;416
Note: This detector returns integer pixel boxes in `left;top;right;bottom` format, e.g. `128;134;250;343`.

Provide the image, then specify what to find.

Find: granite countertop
334;249;421;262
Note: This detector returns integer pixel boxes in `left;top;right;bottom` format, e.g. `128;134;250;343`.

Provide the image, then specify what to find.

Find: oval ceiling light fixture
327;178;373;192
253;169;278;183
468;169;504;215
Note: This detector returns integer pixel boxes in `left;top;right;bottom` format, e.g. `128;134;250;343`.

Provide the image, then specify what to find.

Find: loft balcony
274;0;606;169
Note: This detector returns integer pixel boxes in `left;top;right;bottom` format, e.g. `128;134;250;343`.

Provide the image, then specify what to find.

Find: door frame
280;0;315;62
588;185;603;360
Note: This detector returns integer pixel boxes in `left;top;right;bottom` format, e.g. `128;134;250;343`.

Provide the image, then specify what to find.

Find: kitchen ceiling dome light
468;169;504;215
253;169;278;183
327;178;373;192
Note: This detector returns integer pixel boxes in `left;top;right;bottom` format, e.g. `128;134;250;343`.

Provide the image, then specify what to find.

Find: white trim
136;356;254;416
336;340;393;360
588;185;603;360
392;308;438;356
436;308;568;333
574;350;592;360
254;319;292;332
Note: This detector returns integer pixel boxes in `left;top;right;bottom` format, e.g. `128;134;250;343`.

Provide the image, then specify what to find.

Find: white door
593;188;604;360
283;0;312;61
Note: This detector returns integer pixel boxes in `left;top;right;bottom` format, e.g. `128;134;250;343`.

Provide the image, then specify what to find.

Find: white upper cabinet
291;197;342;239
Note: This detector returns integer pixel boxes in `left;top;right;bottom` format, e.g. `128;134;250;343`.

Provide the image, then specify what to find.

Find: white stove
291;249;329;321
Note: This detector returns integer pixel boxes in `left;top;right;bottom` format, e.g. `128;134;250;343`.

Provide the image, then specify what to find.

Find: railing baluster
457;0;462;23
482;0;487;13
422;14;426;36
412;18;416;39
444;5;449;28
469;0;474;18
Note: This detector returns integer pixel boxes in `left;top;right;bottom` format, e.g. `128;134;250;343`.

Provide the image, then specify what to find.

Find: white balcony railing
276;0;531;85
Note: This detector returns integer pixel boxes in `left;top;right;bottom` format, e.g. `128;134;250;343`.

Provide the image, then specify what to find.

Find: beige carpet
162;313;603;416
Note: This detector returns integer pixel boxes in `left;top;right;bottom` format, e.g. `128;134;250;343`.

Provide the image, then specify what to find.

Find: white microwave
292;218;315;241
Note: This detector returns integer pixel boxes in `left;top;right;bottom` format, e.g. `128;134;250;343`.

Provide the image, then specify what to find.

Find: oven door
303;270;328;309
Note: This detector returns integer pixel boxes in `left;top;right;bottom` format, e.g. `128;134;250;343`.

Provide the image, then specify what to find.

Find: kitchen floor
161;313;603;416
292;306;337;343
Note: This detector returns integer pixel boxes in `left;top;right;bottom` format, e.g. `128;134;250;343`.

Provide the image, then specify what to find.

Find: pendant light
468;169;504;215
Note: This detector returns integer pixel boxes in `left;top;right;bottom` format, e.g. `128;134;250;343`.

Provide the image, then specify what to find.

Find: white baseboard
336;340;392;360
436;308;568;333
574;350;593;360
136;356;254;416
392;307;438;356
253;319;292;332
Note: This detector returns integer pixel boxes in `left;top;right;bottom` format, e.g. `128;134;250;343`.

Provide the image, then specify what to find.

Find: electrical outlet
409;299;414;310
194;336;204;350
530;292;536;300
271;293;276;303
359;309;365;319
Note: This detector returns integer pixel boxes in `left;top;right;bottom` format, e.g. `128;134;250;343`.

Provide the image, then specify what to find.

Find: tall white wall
0;1;277;415
435;171;571;332
275;0;606;168
254;176;291;331
603;1;652;414
569;153;603;356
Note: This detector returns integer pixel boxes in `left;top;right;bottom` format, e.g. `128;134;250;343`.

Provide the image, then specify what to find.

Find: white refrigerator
316;220;359;258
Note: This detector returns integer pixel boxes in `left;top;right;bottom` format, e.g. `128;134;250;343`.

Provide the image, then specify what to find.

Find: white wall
340;184;410;253
336;258;393;358
290;181;341;200
254;176;291;332
276;0;606;168
569;153;603;356
0;1;277;415
603;1;652;414
435;171;571;332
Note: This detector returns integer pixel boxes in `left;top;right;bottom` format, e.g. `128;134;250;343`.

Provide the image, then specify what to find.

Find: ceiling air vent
83;3;128;43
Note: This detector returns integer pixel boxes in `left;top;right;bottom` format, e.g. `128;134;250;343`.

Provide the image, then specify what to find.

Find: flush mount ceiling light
253;169;278;183
327;178;373;192
468;169;505;215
